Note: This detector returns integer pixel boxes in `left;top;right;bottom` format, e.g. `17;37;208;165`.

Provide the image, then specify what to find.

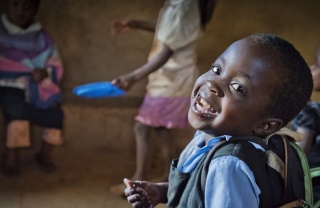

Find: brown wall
1;0;320;103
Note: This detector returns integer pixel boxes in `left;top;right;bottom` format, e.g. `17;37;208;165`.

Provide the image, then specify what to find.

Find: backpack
200;128;320;208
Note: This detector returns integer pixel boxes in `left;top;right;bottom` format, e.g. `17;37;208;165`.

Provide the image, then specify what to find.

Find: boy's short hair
249;33;313;126
34;0;40;7
7;0;40;7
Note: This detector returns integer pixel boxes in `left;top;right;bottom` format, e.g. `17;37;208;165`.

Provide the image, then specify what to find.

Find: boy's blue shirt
177;131;262;208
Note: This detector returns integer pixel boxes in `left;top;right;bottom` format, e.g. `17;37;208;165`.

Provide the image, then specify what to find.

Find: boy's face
188;38;284;137
311;49;320;91
6;0;38;28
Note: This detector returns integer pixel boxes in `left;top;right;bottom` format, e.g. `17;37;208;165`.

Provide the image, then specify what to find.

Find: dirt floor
0;104;194;208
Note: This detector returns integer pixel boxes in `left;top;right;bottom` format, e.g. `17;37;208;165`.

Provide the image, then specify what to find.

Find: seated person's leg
0;87;31;176
1;87;64;174
30;105;64;173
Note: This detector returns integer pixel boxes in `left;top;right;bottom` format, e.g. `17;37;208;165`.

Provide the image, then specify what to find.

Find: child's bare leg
35;128;62;173
110;121;152;196
132;121;152;180
154;127;173;182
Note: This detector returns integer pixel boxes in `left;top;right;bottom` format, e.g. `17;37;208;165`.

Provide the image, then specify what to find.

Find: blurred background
2;0;319;104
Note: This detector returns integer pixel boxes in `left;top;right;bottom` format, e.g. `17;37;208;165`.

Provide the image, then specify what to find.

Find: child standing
110;0;217;194
0;0;64;176
123;33;313;207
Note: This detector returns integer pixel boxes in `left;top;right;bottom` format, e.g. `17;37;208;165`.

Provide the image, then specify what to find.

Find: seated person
0;0;64;177
291;47;320;168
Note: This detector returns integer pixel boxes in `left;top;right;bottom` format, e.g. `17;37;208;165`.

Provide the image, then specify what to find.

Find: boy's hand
110;19;133;35
32;68;49;83
124;179;160;208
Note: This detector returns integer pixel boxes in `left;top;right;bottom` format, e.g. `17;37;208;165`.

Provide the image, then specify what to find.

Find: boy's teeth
200;98;211;109
195;96;217;116
196;103;211;115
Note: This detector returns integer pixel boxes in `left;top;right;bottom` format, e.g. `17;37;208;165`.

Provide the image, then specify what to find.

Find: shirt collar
206;135;232;147
195;132;232;148
1;14;41;35
197;132;265;152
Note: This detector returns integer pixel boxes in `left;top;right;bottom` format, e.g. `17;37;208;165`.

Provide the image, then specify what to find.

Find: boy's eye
231;83;247;95
211;65;221;75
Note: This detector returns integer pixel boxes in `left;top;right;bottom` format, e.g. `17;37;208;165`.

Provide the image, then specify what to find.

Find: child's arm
111;19;157;35
126;19;157;32
111;44;173;91
124;179;168;207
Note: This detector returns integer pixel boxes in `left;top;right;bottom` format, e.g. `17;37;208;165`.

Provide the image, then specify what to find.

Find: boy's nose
205;80;224;97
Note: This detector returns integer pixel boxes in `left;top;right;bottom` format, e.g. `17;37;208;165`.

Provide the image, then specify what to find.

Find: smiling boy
123;33;313;208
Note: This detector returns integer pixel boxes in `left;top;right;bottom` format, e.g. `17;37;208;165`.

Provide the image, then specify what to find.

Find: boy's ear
253;118;283;136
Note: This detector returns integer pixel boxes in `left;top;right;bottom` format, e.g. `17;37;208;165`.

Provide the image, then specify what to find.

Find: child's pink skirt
135;94;190;129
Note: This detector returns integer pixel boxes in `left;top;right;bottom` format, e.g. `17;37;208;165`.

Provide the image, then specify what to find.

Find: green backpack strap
289;141;314;206
310;167;320;208
310;167;320;178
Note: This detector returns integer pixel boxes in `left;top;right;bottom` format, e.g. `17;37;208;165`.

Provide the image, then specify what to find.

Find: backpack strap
265;127;304;142
289;141;314;205
310;168;320;207
266;150;285;179
281;135;288;198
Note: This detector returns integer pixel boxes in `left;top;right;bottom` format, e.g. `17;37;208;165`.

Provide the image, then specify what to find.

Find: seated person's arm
296;126;315;153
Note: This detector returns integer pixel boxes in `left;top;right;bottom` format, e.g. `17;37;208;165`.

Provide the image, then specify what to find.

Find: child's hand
110;19;132;35
32;68;49;83
111;73;135;91
124;179;161;208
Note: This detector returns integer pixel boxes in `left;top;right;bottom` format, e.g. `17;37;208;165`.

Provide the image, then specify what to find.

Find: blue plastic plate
73;82;126;98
